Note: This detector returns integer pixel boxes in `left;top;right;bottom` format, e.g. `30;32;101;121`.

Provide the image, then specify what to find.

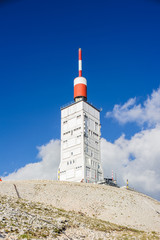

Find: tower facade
58;49;103;183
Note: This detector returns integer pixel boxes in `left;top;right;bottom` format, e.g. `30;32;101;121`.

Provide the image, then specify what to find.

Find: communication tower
58;49;104;183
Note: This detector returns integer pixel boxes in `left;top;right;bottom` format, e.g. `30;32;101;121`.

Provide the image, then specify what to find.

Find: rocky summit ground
0;180;160;239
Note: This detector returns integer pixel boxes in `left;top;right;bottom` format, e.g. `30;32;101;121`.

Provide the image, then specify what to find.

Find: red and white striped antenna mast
74;48;87;102
79;48;82;77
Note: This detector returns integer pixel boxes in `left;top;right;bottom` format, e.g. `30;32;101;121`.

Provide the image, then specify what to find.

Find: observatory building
58;49;104;183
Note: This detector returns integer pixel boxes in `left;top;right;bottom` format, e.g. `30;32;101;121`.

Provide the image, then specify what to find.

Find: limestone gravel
0;180;160;239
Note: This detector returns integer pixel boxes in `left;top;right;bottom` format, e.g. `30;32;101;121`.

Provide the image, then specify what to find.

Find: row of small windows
63;127;81;136
76;165;82;169
67;160;75;165
63;131;70;135
74;127;81;131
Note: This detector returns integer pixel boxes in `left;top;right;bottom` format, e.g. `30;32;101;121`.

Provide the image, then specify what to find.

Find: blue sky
0;0;160;199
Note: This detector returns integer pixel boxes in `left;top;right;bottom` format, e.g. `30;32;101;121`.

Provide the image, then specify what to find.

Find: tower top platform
61;100;101;112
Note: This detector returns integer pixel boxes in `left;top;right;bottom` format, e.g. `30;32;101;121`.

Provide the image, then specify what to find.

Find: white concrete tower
58;49;104;183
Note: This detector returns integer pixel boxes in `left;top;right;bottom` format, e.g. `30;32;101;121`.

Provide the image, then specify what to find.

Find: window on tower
63;131;70;135
74;127;81;131
95;122;98;131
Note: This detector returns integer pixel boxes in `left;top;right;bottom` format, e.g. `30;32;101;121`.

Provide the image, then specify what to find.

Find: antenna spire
79;48;82;77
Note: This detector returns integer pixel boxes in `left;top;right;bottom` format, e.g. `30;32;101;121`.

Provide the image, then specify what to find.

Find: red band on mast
79;48;82;77
79;48;82;60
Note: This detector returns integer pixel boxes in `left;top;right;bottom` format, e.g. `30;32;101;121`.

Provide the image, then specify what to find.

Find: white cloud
104;87;160;200
101;125;160;200
106;87;160;126
3;140;60;180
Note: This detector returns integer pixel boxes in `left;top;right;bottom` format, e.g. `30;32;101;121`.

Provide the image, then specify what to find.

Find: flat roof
61;100;101;112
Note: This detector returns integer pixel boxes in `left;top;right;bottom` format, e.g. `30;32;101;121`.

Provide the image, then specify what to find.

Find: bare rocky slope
0;180;160;239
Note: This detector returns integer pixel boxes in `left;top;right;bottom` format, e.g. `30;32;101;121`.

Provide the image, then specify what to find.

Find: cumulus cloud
3;140;60;180
106;87;160;126
104;88;160;200
101;125;160;200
